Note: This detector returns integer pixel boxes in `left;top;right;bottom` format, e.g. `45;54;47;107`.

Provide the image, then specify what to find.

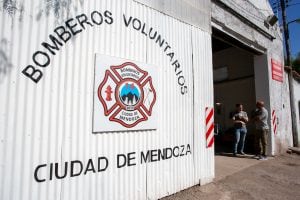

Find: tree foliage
292;52;300;73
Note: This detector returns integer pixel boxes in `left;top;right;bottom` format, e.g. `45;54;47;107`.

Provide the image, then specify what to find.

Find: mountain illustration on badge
97;62;156;128
120;83;141;107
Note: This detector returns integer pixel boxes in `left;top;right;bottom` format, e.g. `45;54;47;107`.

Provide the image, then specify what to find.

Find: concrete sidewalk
162;153;300;200
161;154;262;200
214;154;263;182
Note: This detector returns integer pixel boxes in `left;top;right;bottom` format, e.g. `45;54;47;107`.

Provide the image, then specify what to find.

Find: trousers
255;129;269;156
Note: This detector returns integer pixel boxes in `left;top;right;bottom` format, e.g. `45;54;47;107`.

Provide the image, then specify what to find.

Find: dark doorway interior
212;32;257;155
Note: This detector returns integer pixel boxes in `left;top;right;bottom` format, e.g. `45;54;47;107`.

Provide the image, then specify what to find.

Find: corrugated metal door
0;1;214;200
145;6;195;199
192;27;215;186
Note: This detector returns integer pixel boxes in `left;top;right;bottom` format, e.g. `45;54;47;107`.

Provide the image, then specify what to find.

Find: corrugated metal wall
134;0;211;33
192;28;214;185
0;0;214;199
145;8;194;199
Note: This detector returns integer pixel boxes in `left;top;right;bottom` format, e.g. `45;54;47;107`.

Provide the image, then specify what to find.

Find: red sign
271;59;283;82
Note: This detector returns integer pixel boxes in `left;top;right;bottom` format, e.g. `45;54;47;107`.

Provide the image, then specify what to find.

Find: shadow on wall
36;0;83;21
0;39;13;83
35;0;84;22
2;0;19;16
1;1;87;83
1;0;84;22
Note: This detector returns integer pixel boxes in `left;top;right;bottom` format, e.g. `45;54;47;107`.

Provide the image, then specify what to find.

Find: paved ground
162;153;300;200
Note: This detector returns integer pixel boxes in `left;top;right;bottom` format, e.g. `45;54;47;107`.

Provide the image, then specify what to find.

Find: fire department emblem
97;62;156;128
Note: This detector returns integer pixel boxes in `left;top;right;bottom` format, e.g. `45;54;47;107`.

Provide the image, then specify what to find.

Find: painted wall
212;0;279;53
268;45;293;154
247;0;274;17
293;78;300;146
212;0;292;155
270;69;293;154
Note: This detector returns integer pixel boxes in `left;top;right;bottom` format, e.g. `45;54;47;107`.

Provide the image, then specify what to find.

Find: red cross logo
97;62;156;128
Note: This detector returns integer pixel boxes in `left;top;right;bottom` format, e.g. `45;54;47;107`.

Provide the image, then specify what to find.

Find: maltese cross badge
95;59;157;131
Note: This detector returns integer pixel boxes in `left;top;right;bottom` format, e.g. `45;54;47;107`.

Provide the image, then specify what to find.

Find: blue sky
269;0;300;58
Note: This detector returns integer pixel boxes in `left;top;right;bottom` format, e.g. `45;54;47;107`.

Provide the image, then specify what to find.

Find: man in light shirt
252;101;269;160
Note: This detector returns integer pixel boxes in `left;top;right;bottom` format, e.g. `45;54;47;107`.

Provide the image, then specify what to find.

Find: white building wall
268;60;293;154
292;78;300;146
212;0;293;155
247;0;274;16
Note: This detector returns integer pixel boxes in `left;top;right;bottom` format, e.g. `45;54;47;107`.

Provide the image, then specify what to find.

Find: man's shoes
233;153;237;157
239;152;246;155
258;156;268;161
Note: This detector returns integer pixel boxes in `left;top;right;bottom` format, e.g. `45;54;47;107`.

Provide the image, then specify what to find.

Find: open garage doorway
212;29;262;156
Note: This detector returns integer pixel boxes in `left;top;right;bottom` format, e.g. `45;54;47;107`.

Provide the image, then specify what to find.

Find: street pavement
162;153;300;200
